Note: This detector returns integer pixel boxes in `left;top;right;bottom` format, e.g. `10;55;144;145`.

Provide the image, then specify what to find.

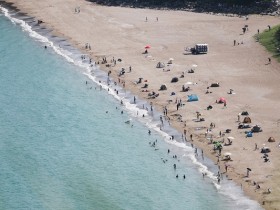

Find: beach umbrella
168;58;174;64
227;136;235;140
218;97;226;103
224;152;232;156
145;45;151;49
247;168;252;171
214;141;222;147
192;64;198;68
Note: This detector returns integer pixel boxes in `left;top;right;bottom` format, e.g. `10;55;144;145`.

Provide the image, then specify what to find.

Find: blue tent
187;94;199;102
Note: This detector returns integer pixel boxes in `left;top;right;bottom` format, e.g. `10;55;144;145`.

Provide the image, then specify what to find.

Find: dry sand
2;0;280;209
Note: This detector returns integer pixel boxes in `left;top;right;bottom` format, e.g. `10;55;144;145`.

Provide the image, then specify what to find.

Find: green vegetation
87;0;277;14
258;25;280;62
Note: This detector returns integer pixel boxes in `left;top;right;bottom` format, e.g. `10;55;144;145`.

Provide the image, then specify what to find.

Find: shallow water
0;7;262;210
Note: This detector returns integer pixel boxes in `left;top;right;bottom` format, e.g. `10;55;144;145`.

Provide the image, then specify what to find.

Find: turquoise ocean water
0;6;262;210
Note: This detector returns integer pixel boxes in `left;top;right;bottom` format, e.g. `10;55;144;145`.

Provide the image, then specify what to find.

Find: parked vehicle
186;44;208;55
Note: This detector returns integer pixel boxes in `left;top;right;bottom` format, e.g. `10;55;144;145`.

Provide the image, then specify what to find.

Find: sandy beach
2;0;280;209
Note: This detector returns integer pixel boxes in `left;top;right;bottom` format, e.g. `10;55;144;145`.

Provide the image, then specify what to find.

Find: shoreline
1;1;280;209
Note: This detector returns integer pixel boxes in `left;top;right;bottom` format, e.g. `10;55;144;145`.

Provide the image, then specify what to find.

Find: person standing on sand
234;40;236;46
268;57;271;64
176;103;180;111
196;112;200;120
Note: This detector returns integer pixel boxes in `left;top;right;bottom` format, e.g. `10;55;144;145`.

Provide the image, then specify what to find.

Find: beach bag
246;132;253;137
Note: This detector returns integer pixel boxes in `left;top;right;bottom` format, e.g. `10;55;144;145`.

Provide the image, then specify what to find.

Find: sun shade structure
251;125;262;133
156;62;165;68
159;84;167;90
268;137;275;142
210;83;219;87
187;94;198;102
243;116;251;123
261;147;271;153
171;77;178;83
218;97;226;103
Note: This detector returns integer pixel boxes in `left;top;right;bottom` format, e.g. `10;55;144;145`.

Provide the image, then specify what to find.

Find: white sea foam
1;6;90;71
0;6;262;209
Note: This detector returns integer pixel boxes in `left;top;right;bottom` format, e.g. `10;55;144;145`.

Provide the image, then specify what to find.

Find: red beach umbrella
218;97;226;103
145;45;151;49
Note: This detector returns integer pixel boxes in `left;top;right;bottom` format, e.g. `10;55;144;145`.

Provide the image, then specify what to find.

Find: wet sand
2;0;280;209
